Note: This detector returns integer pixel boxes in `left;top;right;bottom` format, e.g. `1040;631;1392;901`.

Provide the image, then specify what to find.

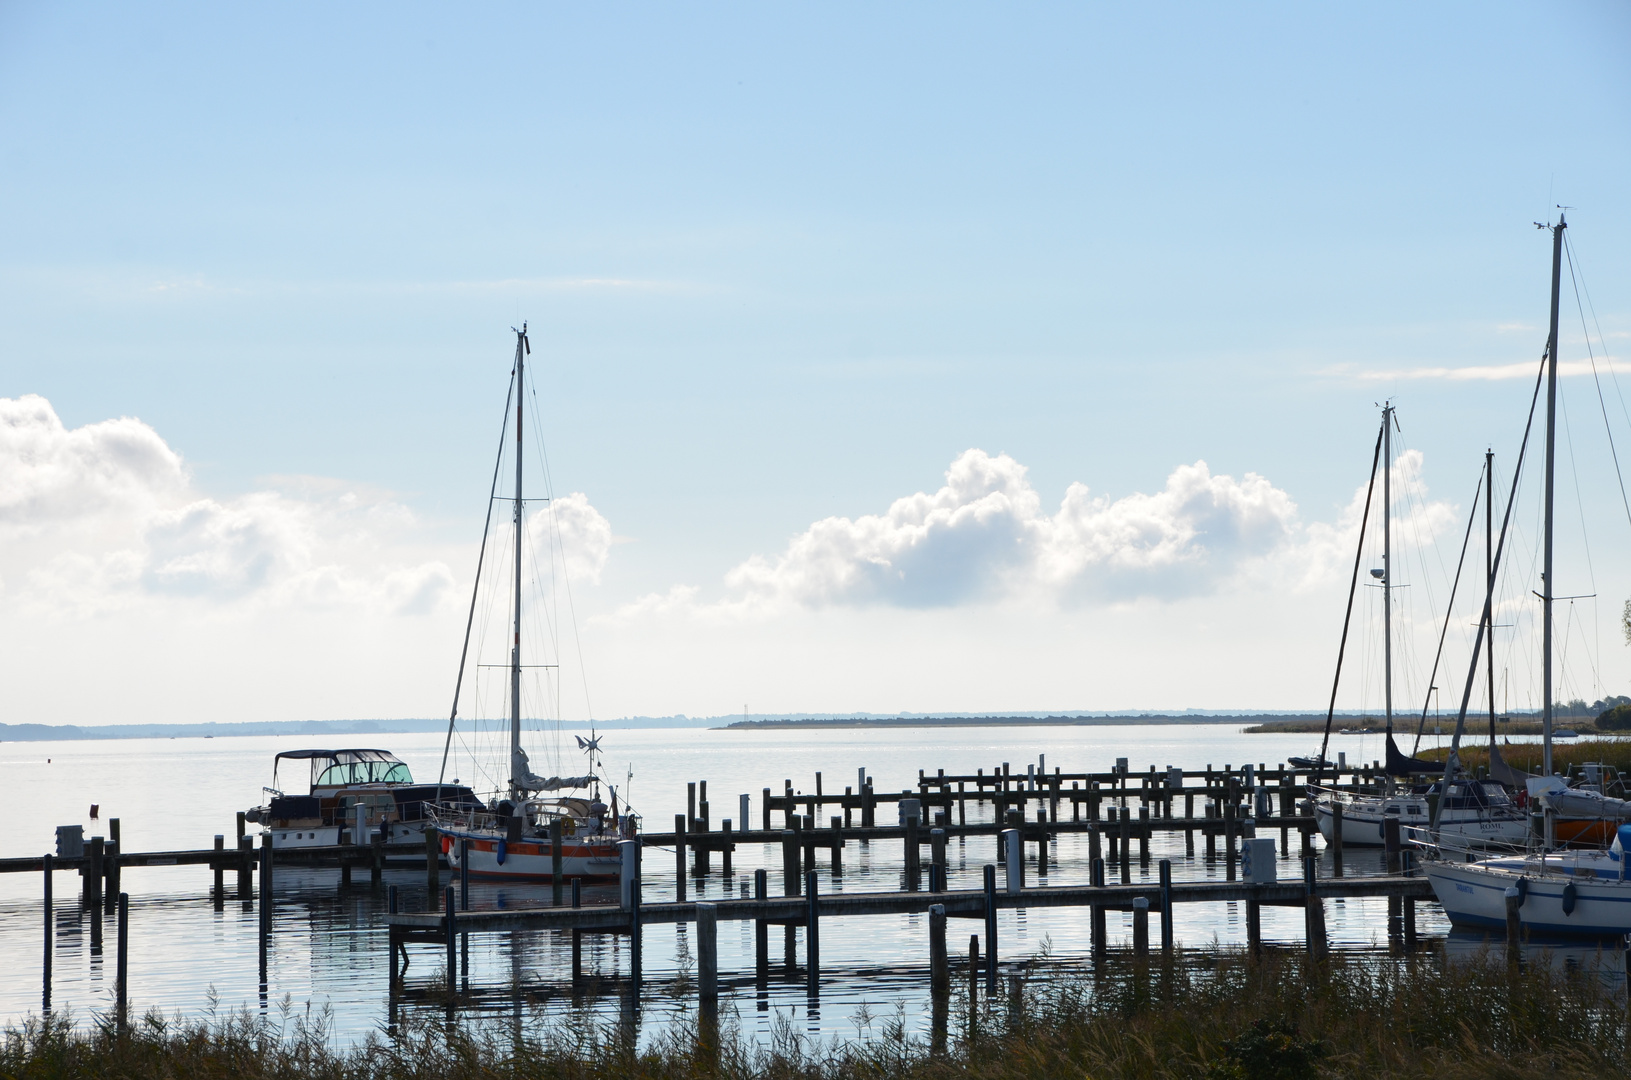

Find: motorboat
245;748;483;848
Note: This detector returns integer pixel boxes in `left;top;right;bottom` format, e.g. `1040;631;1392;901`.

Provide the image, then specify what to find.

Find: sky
2;3;1630;726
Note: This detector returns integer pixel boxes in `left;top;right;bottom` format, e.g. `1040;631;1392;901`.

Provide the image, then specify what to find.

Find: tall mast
1382;403;1394;735
510;325;528;801
1485;449;1496;745
1542;215;1565;781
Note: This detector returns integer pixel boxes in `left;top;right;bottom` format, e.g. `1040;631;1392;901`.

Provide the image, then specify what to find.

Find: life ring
496;839;507;865
1562;881;1577;916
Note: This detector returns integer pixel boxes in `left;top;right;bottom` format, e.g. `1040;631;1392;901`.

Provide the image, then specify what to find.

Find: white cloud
527;491;614;586
613;446;1462;622
1336;359;1602;382
621;450;1304;618
0;395;606;621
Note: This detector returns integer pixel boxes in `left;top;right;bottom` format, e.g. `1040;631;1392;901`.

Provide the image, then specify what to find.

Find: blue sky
2;3;1629;724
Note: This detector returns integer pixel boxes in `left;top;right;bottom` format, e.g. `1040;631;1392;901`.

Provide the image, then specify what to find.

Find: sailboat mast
1382;403;1394;735
510;325;528;801
1542;216;1565;780
1485;449;1496;744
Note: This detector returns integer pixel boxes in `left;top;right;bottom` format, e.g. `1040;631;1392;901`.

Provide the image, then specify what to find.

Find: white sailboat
1310;406;1526;849
431;325;626;881
1425;213;1631;936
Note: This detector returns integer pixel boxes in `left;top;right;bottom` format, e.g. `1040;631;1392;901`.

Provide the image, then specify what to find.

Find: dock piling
753;868;768;983
929;903;948;998
1159;859;1174;953
42;853;52;1011
674;815;687;902
115;892;128;1033
805;869;820;994
212;835;224;903
697;902;718;1007
982;864;998;992
1132;895;1149;954
1002;829;1022;895
424;827;440;908
1332;804;1344;877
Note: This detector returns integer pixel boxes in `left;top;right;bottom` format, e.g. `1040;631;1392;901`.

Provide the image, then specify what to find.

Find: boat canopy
273;749;412;791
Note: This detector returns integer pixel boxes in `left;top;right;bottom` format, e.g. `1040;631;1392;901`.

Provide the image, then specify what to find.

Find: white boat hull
1315;800;1528;849
1426;853;1631;937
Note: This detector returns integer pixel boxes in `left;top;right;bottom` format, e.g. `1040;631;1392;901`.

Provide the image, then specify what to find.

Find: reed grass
1417;737;1631;775
4;949;1625;1080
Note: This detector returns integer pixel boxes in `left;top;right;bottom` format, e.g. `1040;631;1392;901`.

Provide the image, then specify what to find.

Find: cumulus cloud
527;492;614;586
613;446;1459;621
628;450;1301;617
0;394;615;621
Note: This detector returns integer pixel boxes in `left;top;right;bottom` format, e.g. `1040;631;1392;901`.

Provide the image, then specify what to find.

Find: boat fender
1514;877;1528;906
496;839;507;866
1562;881;1577;916
441;835;452;856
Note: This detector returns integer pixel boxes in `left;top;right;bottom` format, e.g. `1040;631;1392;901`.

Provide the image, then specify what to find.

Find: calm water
0;724;1596;1045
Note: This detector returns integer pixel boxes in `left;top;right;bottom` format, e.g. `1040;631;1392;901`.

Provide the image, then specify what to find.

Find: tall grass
3;949;1625;1079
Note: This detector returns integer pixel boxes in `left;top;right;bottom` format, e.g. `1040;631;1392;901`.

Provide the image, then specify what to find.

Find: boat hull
442;831;622;881
1314;801;1528;849
1425;856;1631;937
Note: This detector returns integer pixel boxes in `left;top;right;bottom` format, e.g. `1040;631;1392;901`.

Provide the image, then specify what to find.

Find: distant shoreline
722;713;1361;730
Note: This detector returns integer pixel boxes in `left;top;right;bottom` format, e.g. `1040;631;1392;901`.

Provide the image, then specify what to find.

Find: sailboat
1425;213;1631;935
1311;406;1527;849
430;326;626;881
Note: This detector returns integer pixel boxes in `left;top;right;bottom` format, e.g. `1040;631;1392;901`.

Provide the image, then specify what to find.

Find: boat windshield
273;749;413;791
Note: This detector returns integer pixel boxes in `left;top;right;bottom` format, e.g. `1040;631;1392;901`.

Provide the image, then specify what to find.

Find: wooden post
959;781;967;826
87;836;104;913
1138;805;1150;864
458;839;470;910
1384;816;1402;936
845;788;854;828
1132;895;1149;954
931;827;947;886
721;820;733;876
781;830;800;896
115;892;129;1033
982;864;998;992
1159;859;1174;953
674;815;687;902
1403;896;1417;948
42;853;52;1011
425;826;440;908
371;828;383;888
213;835;225;903
236;810;247;844
968;934;980;1006
831;816;843;876
905;816;920;891
696;801;711;875
754;868;769;983
1037;809;1049;876
106;820;120;913
1332;803;1344;877
1089;823;1102;865
1246;887;1262;954
762;788;772;832
1091;857;1106;958
1119;809;1132;885
697;902;718;1006
688;782;697;832
805;870;820;994
550;819;564;904
444;885;457;990
1304;856;1327;957
630;881;643;984
929;904;949;998
237;836;252;902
